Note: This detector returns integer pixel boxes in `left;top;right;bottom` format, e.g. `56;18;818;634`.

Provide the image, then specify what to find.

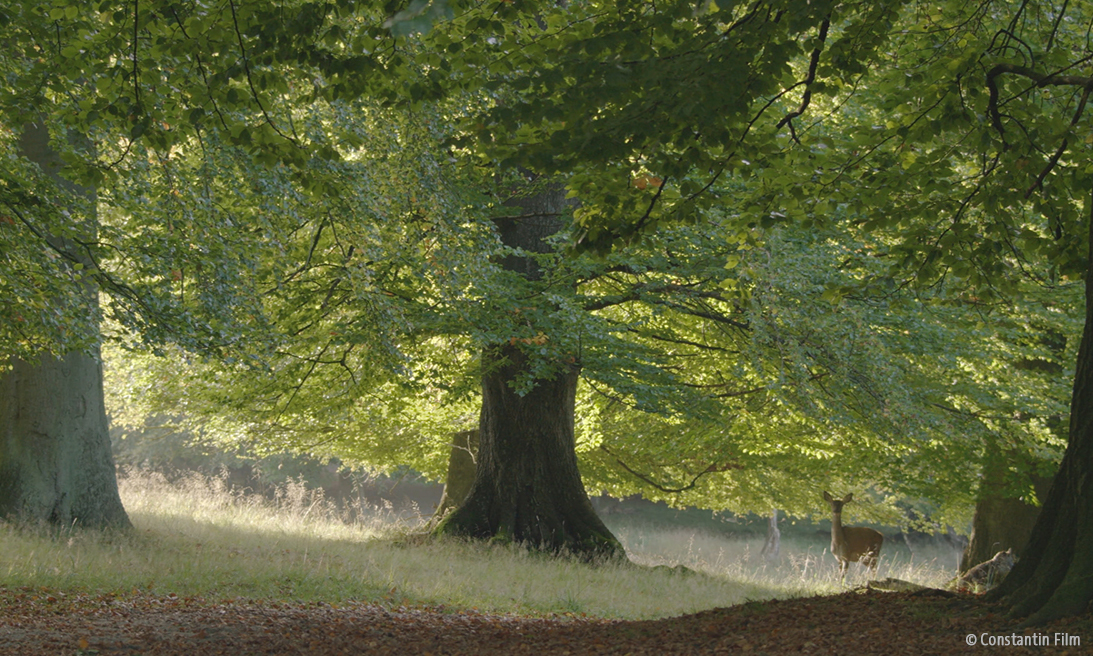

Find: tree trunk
0;353;130;528
436;346;621;557
432;429;478;521
434;177;623;558
960;447;1052;572
760;509;781;561
0;122;130;530
989;186;1093;624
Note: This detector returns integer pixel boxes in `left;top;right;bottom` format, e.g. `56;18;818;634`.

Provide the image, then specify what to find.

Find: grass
0;470;962;620
608;516;962;593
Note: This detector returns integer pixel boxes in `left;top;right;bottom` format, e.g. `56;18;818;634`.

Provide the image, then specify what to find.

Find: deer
823;491;883;580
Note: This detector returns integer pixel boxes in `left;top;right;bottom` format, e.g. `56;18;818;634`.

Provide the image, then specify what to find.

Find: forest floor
1;584;1090;655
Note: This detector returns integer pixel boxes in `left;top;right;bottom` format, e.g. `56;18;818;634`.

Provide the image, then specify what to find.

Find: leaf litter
0;585;1089;655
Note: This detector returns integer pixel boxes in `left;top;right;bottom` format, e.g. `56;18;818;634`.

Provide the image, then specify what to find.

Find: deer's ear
843;493;854;503
823;491;833;502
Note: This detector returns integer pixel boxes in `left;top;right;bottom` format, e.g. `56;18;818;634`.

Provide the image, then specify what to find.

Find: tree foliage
3;0;1090;617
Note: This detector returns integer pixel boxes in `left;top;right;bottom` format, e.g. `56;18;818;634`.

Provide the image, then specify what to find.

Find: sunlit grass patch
608;517;961;593
0;470;960;620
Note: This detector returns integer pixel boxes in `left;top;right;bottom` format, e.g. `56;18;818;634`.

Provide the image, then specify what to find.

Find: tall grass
0;470;961;620
609;517;962;592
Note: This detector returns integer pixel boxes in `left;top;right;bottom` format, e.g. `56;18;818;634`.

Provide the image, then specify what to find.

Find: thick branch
776;17;831;142
985;62;1093;196
986;63;1093;138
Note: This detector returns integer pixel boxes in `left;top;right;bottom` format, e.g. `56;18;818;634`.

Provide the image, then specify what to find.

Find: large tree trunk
0;353;130;528
0;122;130;530
960;446;1052;572
434;178;623;558
432;429;478;521
437;346;621;556
989;187;1093;624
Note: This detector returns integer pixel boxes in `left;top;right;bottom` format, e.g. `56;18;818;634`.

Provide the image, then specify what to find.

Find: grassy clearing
0;470;960;620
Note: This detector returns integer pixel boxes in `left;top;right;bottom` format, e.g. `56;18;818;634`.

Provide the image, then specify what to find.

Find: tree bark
432;429;478;521
434;178;623;558
0;353;130;528
760;509;781;561
0;122;130;530
436;346;621;556
988;185;1093;624
960;447;1052;572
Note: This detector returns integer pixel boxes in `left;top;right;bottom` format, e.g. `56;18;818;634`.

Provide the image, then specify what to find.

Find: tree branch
132;0;140;110
1026;83;1091;197
627;328;740;354
599;445;741;493
986;62;1093;141
777;17;831;143
228;0;300;146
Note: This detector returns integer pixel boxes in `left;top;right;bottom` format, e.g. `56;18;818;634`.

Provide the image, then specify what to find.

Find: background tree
0;0;404;525
405;0;1093;622
0;122;129;528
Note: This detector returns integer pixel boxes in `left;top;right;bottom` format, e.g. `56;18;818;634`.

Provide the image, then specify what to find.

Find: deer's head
823;491;854;513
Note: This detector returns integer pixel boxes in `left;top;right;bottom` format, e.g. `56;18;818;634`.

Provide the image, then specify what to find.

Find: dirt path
1;586;1089;655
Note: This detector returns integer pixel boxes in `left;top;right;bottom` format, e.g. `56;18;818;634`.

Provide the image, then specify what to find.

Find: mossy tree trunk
0;122;130;530
988;187;1093;624
434;178;623;558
